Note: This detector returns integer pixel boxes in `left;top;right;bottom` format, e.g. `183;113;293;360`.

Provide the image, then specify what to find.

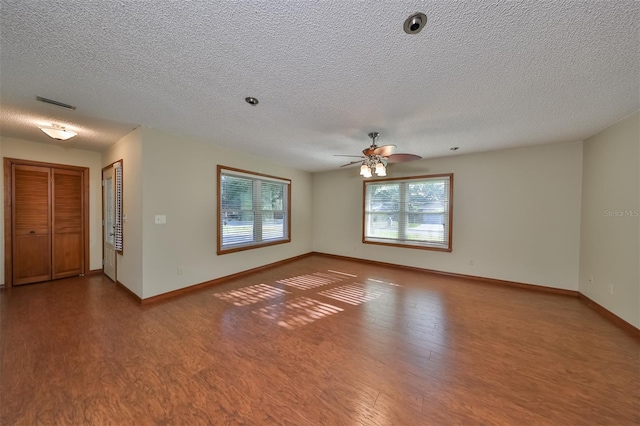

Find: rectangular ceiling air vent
36;96;77;111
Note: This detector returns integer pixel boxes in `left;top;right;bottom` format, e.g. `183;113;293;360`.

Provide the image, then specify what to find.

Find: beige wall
102;128;144;297
138;127;314;299
0;127;313;298
3;115;637;330
579;111;639;328
0;137;103;284
313;141;584;290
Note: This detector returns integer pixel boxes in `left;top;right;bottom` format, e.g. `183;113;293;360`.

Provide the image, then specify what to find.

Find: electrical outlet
468;259;475;266
607;283;614;295
178;267;184;275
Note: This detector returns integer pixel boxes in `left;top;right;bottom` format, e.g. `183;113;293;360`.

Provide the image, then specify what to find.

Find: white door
103;166;116;281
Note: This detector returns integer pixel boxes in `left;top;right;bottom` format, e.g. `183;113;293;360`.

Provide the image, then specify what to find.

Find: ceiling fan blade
364;144;396;157
386;153;422;163
339;160;363;167
334;154;366;158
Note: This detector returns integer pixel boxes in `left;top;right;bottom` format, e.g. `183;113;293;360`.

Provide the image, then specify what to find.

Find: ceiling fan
335;132;422;177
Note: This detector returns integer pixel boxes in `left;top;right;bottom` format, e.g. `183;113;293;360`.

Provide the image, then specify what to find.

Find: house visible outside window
363;173;453;251
217;166;291;254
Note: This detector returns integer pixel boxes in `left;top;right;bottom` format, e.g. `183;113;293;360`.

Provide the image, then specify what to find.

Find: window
363;174;453;251
103;160;123;253
217;166;291;254
114;161;123;252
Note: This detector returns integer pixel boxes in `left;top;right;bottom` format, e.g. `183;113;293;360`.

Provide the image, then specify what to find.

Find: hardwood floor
1;255;638;425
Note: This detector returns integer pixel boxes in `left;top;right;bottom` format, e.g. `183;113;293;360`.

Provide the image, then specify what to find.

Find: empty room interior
1;1;638;425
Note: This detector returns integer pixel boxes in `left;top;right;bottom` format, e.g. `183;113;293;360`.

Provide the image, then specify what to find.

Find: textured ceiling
1;1;638;172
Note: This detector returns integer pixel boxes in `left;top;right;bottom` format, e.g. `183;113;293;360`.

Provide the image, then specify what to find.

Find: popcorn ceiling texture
0;1;638;171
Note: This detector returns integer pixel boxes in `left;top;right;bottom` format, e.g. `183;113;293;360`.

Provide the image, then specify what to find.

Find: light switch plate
154;215;166;224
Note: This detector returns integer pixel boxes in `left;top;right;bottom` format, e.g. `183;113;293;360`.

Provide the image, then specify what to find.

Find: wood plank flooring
1;255;638;425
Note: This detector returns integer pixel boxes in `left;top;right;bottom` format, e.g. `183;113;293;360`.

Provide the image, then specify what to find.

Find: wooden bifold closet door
11;164;84;285
12;165;51;285
52;168;84;279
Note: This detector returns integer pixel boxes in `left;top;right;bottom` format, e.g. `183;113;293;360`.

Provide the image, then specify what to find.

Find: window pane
368;184;400;212
405;182;446;243
223;212;255;245
105;177;114;245
261;182;284;210
221;176;253;211
262;212;284;240
114;164;123;252
221;176;254;246
364;174;452;251
365;183;400;239
366;212;399;240
262;182;285;240
218;167;291;253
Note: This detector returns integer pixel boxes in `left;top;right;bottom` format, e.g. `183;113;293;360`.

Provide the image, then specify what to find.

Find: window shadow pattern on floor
318;283;383;306
276;271;349;290
213;283;290;306
216;269;391;330
252;296;343;330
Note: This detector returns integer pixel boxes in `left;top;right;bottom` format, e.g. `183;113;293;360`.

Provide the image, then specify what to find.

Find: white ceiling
1;1;638;172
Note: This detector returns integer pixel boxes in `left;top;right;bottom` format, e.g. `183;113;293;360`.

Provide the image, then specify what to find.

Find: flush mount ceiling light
245;97;259;106
39;124;77;141
404;12;427;34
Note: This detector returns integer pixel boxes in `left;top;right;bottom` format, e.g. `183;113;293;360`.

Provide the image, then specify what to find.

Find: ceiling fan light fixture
39;124;77;141
337;131;420;177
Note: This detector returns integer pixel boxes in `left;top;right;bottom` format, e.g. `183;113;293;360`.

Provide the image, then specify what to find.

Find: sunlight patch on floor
276;271;349;290
214;284;290;306
252;297;343;329
367;278;402;287
318;283;383;306
327;270;357;277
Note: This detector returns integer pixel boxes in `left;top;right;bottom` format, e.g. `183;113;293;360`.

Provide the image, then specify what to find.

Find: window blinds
364;174;452;251
114;162;123;252
219;167;290;253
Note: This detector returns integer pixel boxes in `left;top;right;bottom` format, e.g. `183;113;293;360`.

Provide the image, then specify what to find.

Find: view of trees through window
218;167;290;253
364;174;452;251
